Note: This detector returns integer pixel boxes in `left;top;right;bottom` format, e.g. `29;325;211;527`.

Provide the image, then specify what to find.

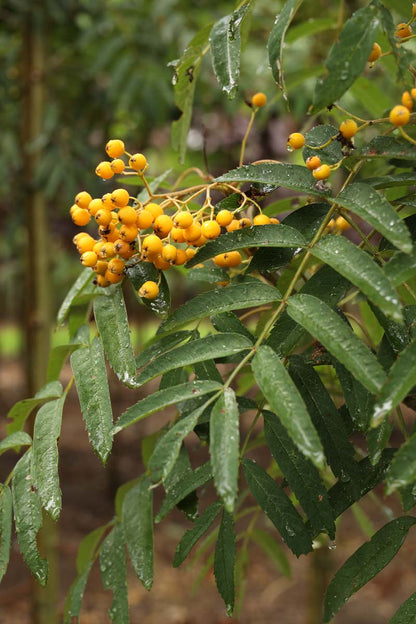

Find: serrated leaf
100;524;129;623
163;444;199;520
263;410;335;538
372;338;416;426
0;431;32;455
310;235;402;322
386;431;416;495
114;380;221;432
6;380;63;435
323;516;416;622
210;3;250;98
210;388;239;513
156;461;212;523
303;125;343;165
211;311;255;343
31;395;65;520
243;459;313;556
187;264;229;283
64;563;93;624
93;287;137;387
136;330;193;369
268;0;303;101
287;294;387;394
215;163;332;197
12;451;48;585
250;528;291;578
335;183;412;254
57;268;96;325
0;485;12;583
76;525;107;574
252;345;324;469
148;399;216;484
385;250;416;287
214;510;236;616
71;336;113;463
122;476;153;590
126;260;170;317
366;173;416;190
356;136;416;161
334;360;373;432
159;282;281;332
174;501;222;567
311;3;381;113
171;24;211;162
135;333;251;387
46;343;82;383
367;415;393;466
389;592;416;623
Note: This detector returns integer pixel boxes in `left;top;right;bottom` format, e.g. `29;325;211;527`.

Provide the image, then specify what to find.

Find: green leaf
303;125;343;165
372;338;416;426
76;525;107;574
385;250;416;287
252;345;324;470
100;524;129;624
310;235;402;322
0;431;32;456
187;264;229;284
93;287;136;387
210;311;255;343
366;173;416;190
386;431;416;495
135;333;251;386
367;415;393;465
163;444;199;520
263;410;335;538
323;516;416;622
114;380;221;433
334;360;373;432
268;0;303;101
31;395;65;520
57;268;96;325
122;476;153;590
64;564;93;624
6;380;63;435
215;163;332;197
160;282;280;332
210;388;239;513
250;528;291;578
136;330;193;369
0;485;12;583
285;17;334;43
46;343;82;383
12;451;48;585
335;183;412;254
214;510;236;616
171;24;211;162
287;294;387;394
155;461;212;523
243;459;313;556
71;335;113;464
349;77;392;118
311;2;381;113
355;136;416;161
126;260;170;317
174;501;222;569
210;3;251;98
389;592;416;623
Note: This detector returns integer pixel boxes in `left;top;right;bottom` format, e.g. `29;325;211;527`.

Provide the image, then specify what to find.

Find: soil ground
0;357;415;624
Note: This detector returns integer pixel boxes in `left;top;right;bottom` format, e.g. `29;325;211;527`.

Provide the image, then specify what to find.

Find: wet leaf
6;381;63;435
57;268;96;325
0;431;32;456
122;476;153;590
156;461;212;523
0;486;12;583
385;250;416;287
214;510;236;616
386;431;416;495
303;125;342;165
389;592;416;623
100;524;129;623
173;501;222;567
268;0;303;101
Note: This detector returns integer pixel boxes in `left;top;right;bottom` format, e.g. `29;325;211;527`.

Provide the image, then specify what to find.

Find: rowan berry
287;132;306;149
88;198;104;216
239;217;252;228
118;206;138;226
153;214;173;237
80;251;98;267
106;139;125;158
173;211;194;228
214;251;242;268
108;257;125;274
99;223;118;242
119;224;138;242
153;255;171;271
413;3;416;18
305;155;321;171
94;260;108;275
98;242;116;259
111;188;130;208
339;119;358;139
173;249;187;265
389;105;410;126
251;92;267;108
72;207;91;226
137;209;154;230
412;88;416;100
396;23;412;38
142;234;163;255
368;42;382;63
201;220;221;239
75;191;92;209
146;203;163;220
95;274;111;288
95;209;112;226
101;193;113;208
185;248;196;260
183;222;202;242
226;219;240;232
129;153;147;171
253;214;271;225
161;244;177;264
95;161;114;180
192;234;207;247
114;239;136;258
270;217;280;224
216;209;234;226
139;281;159;299
312;164;331;180
105;270;124;284
401;91;413;111
335;216;350;232
110;158;125;174
76;235;95;254
171;227;186;243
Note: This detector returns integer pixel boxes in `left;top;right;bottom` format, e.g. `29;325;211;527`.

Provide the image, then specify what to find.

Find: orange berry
101;193;113;208
287;132;305;150
411;88;416;100
226;219;240;232
95;161;114;180
173;249;187;265
136;209;154;230
251;92;267;108
119;224;138;242
389;105;411;126
192;235;207;247
171;227;186;243
76;235;95;254
401;91;413;111
110;158;125;174
106;139;125;158
153;255;171;271
253;214;271;225
105;270;124;284
185;248;196;260
94;260;108;276
201;220;221;239
368;42;381;63
183;222;202;242
88;198;104;216
129;153;147;171
312;164;331;181
138;281;159;299
108;258;125;274
75;191;92;209
270;217;280;224
305;155;321;170
335;216;350;232
80;251;98;267
214;251;242;268
339;119;358;139
95;274;111;288
216;209;234;226
98;242;116;259
118;206;138;225
146;203;163;220
114;239;136;259
95;209;112;226
72;207;91;226
153;214;173;237
111;188;130;208
239;217;252;228
396;23;412;38
173;211;194;228
161;244;177;264
142;234;163;255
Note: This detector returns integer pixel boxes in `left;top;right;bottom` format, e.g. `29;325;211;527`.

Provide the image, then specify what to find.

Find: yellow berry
396;23;412;38
171;227;186;243
173;249;187;265
253;214;271;225
251;92;267;108
106;139;125;158
270;217;280;224
110;158;125;174
161;244;177;264
142;234;163;255
226;219;240;232
95;161;114;180
98;242;116;259
339;119;358;139
305;155;321;171
75;191;92;209
95;209;112;227
94;260;108;276
214;251;242;268
411;88;416;100
139;281;159;299
201;220;221;239
335;216;350;232
72;207;91;226
173;211;194;228
401;91;413;111
76;235;95;254
95;274;111;288
216;210;234;227
88;198;104;216
101;193;113;208
80;251;98;267
185;248;196;260
192;235;207;247
413;3;416;18
183;222;202;242
108;258;125;274
287;132;305;150
153;214;173;238
368;42;382;63
312;164;331;181
146;203;163;220
389;104;410;127
119;224;138;242
114;239;136;259
129;153;147;171
137;209;154;230
111;188;130;208
118;206;138;226
105;270;124;284
153;255;171;271
239;217;252;228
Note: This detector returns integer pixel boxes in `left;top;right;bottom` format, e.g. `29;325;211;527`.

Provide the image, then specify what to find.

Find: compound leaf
100;524;129;623
386;431;416;495
0;485;12;583
174;501;222;567
214;510;236;616
268;0;303;101
122;476;153;590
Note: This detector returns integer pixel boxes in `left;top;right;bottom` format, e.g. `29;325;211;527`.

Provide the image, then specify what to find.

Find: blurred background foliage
0;0;413;345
